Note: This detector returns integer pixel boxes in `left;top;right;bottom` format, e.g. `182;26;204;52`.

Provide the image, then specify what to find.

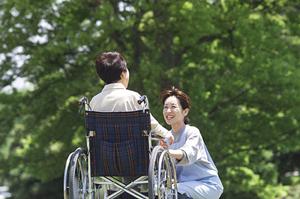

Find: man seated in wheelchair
160;87;224;199
89;51;174;196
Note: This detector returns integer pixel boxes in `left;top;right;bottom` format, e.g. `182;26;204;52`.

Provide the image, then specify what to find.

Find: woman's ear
183;108;189;116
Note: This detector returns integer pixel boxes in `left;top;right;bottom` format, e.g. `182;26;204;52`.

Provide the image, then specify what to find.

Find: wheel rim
149;146;163;198
69;148;89;199
74;155;87;197
149;146;177;199
64;152;74;199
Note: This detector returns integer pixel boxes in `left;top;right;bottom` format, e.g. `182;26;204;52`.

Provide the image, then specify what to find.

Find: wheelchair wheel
69;148;89;199
149;146;178;199
64;152;74;199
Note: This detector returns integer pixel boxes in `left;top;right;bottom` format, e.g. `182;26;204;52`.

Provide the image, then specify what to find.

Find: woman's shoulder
185;125;202;137
186;125;200;132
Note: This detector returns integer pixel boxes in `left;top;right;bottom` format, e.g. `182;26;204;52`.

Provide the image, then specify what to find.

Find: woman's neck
172;122;185;134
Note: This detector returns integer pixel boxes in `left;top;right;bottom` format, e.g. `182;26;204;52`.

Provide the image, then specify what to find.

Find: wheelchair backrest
85;110;151;177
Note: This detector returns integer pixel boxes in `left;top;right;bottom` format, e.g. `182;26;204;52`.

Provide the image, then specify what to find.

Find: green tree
0;0;299;198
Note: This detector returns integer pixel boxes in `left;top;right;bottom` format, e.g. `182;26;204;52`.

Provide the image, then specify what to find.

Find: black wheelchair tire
69;148;89;199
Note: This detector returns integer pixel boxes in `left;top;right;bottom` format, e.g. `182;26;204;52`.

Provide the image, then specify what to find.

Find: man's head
95;52;129;86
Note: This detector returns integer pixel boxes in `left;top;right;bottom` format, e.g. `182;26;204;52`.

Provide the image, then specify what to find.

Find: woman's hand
159;139;169;148
168;149;184;161
159;134;174;148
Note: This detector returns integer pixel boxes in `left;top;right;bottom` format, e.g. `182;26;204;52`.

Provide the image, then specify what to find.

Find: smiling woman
160;86;223;199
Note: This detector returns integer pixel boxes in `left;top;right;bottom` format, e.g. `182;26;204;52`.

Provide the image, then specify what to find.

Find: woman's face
163;96;187;126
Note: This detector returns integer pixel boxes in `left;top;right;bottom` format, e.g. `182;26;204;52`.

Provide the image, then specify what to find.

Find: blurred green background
0;0;299;198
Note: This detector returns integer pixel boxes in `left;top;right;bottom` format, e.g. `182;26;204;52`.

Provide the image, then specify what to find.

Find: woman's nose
166;108;172;112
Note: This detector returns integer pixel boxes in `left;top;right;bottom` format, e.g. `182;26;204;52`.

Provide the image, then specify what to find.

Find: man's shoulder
90;92;103;107
124;89;141;97
90;92;100;100
91;88;140;99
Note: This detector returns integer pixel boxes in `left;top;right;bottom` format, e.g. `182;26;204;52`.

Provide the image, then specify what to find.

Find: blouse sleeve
132;92;172;139
150;114;172;138
177;127;207;165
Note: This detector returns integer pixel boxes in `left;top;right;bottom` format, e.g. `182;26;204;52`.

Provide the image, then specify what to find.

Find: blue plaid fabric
85;110;151;177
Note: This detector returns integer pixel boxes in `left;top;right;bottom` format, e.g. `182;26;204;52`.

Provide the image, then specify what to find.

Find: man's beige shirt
90;83;169;138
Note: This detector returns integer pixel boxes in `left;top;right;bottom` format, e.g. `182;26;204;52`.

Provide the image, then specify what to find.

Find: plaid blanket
85;110;151;176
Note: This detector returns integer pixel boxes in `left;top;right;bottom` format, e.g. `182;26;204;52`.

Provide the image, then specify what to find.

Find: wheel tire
148;145;178;199
149;146;163;198
69;148;89;199
64;152;74;199
161;153;177;199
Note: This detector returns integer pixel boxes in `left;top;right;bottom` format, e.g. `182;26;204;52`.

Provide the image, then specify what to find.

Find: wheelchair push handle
79;96;92;112
137;95;146;104
79;96;88;105
138;95;149;113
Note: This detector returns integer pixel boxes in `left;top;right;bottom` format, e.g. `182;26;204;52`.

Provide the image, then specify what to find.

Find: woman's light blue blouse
169;125;223;189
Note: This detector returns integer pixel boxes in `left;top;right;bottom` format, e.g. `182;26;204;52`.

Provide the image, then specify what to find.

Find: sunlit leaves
0;0;300;198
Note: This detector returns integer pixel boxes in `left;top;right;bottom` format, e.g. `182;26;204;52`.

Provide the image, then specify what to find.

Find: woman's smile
163;96;186;128
165;114;175;121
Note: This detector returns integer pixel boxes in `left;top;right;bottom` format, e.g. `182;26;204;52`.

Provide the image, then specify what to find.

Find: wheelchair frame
63;96;178;199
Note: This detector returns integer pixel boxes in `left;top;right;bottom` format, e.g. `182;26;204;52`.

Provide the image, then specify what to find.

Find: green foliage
285;184;300;199
1;0;300;198
223;166;288;199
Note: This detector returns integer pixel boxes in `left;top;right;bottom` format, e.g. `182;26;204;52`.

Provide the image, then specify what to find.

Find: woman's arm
178;126;205;165
168;149;186;161
150;114;174;145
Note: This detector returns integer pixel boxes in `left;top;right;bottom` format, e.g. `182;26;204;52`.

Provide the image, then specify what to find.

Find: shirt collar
102;83;126;92
171;125;187;141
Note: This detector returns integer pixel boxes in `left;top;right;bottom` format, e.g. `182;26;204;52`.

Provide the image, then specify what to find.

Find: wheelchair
63;96;178;199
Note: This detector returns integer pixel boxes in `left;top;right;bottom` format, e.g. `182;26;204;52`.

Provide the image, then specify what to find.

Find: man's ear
120;72;124;79
120;71;125;79
183;108;189;116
